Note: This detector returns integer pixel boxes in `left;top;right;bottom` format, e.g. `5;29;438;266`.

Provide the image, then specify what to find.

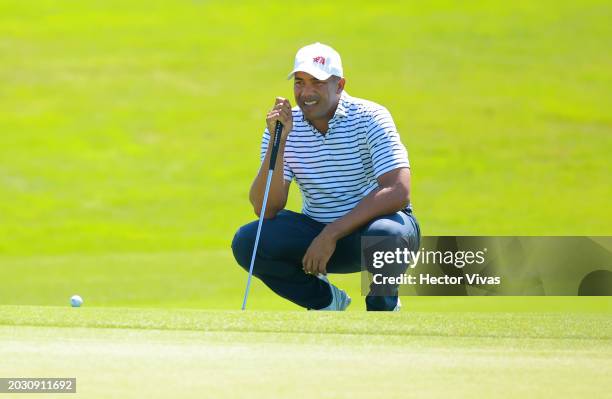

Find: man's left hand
302;229;338;276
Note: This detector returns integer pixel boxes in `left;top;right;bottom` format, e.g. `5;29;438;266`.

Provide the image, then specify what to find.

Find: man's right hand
266;97;293;141
250;97;293;218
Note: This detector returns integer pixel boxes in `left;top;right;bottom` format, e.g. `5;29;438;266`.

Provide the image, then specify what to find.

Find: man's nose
300;85;317;98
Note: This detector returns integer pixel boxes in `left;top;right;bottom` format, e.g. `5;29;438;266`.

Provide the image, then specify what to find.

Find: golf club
241;120;283;310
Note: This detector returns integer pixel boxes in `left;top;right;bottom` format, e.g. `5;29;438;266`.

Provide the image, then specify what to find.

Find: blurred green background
0;0;610;310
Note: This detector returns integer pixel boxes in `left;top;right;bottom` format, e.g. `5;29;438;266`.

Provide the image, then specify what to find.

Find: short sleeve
260;128;294;182
365;107;410;178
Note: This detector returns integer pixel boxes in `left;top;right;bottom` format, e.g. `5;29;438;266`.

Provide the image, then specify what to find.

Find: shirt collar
335;91;349;118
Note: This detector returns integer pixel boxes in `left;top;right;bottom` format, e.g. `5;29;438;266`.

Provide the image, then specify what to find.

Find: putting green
1;306;610;398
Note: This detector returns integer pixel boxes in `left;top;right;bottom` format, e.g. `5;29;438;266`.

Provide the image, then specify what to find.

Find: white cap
287;42;343;80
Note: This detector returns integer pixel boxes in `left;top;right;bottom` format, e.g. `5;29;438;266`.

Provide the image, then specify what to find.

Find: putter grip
268;121;283;170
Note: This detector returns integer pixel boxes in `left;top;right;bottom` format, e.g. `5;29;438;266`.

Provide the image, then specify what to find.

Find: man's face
293;71;343;121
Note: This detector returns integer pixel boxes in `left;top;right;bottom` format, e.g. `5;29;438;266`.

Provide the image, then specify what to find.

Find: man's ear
337;78;346;94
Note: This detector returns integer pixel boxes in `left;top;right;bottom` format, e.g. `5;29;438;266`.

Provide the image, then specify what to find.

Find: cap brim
287;66;332;81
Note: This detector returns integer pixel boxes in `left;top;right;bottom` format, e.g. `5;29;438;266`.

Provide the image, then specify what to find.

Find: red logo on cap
313;56;326;65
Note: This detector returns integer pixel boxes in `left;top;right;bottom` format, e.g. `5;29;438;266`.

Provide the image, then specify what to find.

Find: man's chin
300;106;321;120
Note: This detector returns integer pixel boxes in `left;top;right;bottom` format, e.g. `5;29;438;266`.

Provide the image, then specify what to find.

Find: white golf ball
70;295;83;307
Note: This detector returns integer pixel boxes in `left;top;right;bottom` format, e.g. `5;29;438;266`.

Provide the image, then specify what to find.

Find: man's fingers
280;109;292;125
317;259;326;275
267;110;284;125
313;259;321;275
306;256;318;275
274;97;292;111
273;103;291;115
275;97;291;109
270;108;286;121
302;254;310;274
270;98;292;131
318;259;327;275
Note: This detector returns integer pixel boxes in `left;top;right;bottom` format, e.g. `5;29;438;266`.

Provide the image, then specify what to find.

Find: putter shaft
241;121;283;310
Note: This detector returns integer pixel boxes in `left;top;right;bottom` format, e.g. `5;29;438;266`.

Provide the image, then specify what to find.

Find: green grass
1;250;610;311
1;0;610;258
2;305;611;335
1;306;610;398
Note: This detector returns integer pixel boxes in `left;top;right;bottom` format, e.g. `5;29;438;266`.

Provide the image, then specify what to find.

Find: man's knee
362;213;420;252
363;217;406;237
231;223;257;269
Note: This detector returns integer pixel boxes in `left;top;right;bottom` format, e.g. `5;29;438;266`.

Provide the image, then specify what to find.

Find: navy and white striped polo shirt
260;91;410;224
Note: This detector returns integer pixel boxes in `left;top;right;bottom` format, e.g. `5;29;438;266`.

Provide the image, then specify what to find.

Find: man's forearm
323;184;410;241
249;140;287;217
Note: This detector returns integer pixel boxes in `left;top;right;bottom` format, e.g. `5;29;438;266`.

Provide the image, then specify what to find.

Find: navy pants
231;209;420;311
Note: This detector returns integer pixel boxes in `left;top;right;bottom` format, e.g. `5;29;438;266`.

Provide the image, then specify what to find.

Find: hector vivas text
370;247;501;286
